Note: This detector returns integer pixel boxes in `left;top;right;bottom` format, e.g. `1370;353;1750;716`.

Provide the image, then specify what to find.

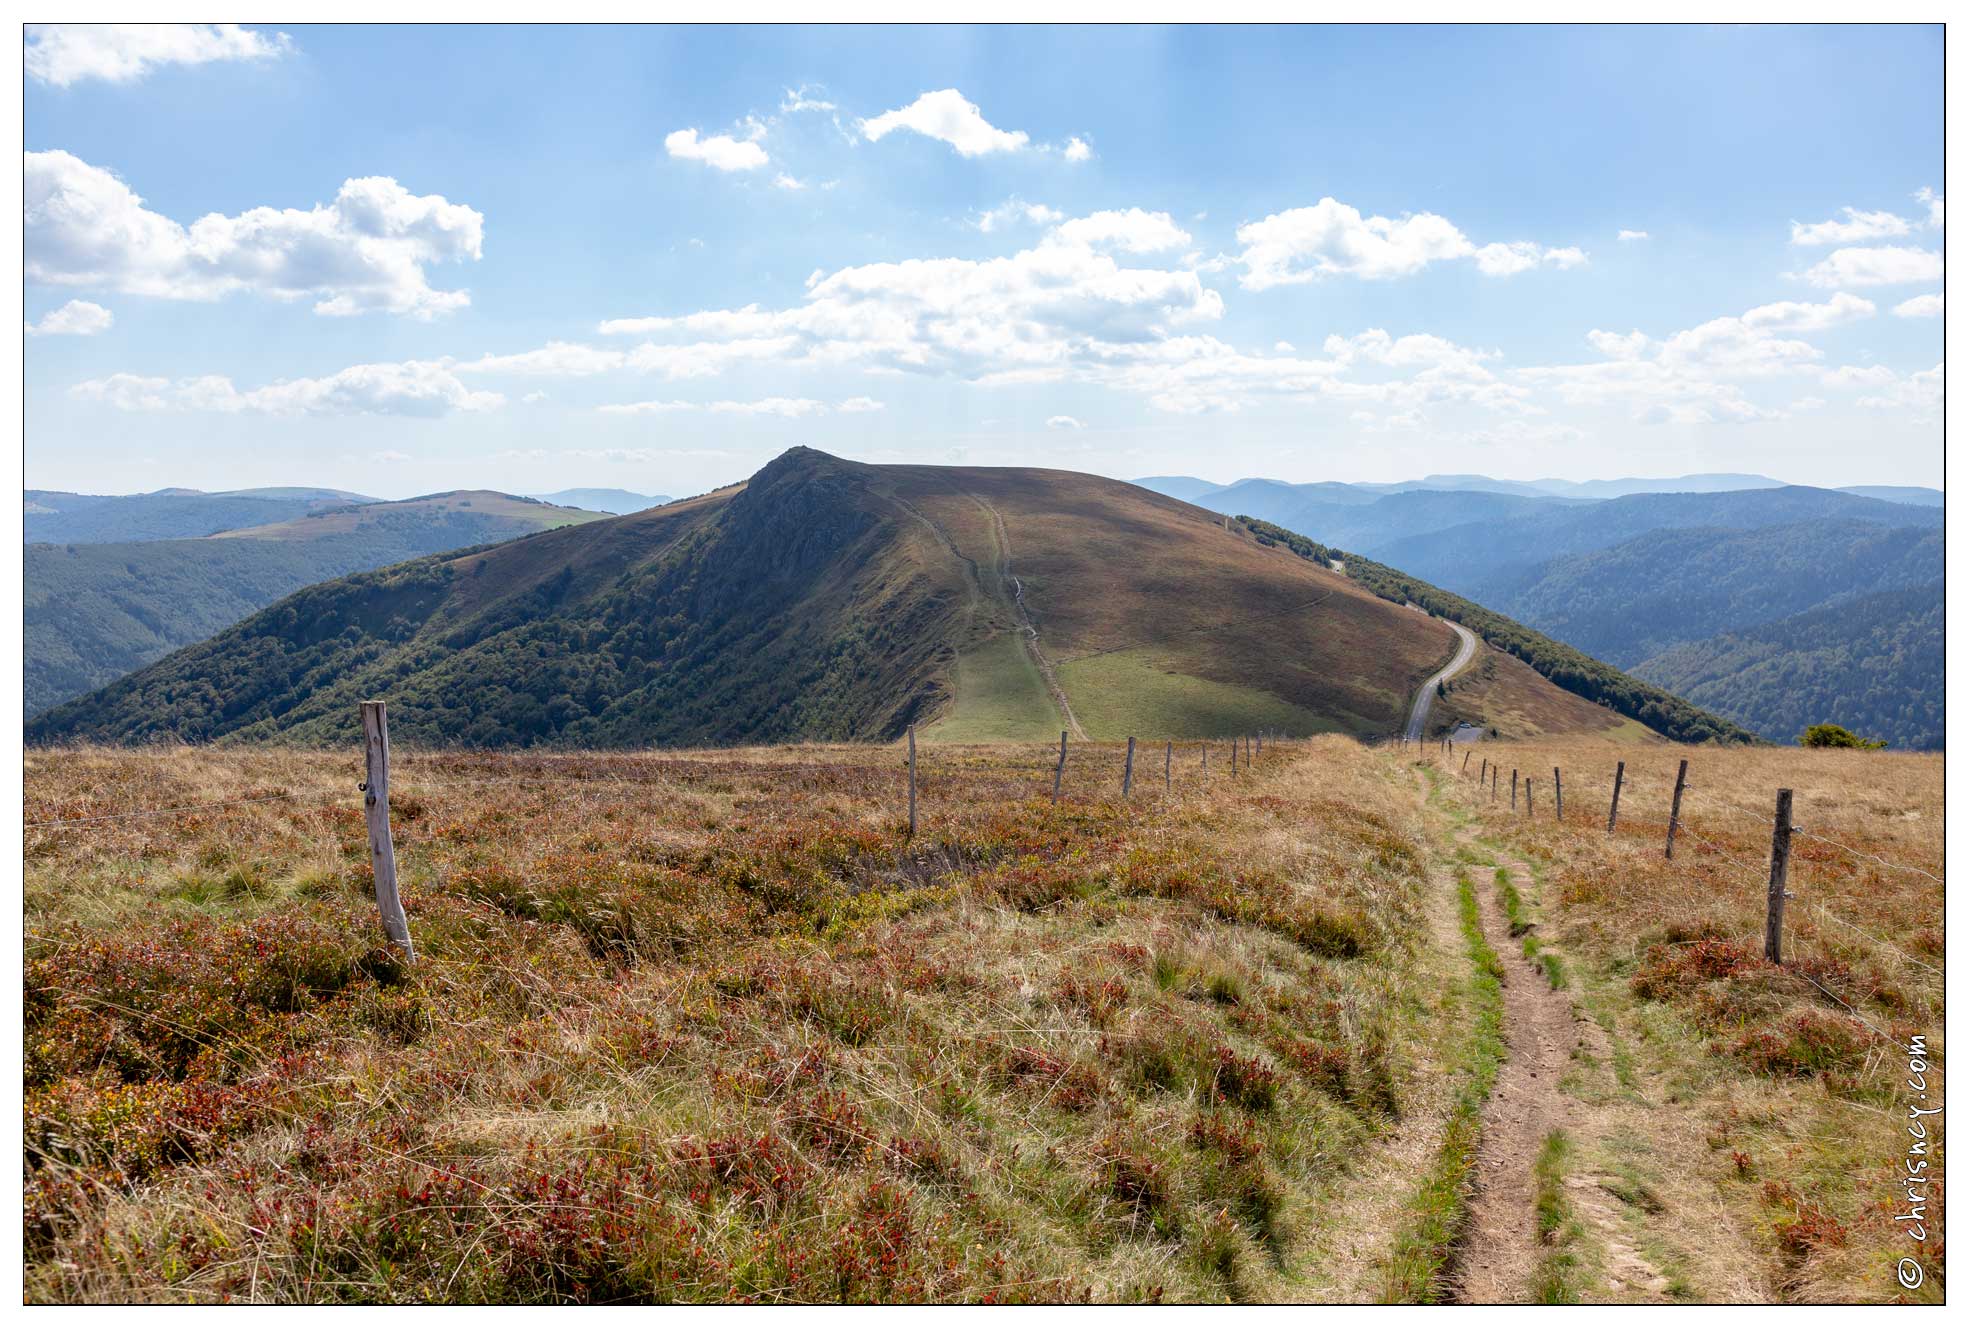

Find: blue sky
24;23;1944;498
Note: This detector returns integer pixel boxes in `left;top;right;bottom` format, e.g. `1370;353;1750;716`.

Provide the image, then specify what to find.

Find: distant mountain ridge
30;448;1679;749
527;488;673;514
25;486;380;544
25;491;603;717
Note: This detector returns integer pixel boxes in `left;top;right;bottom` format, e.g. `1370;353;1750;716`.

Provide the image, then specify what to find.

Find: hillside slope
30;449;1656;748
25;492;601;717
1634;584;1944;749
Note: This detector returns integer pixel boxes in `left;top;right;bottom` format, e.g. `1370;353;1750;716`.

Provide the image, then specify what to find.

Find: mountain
1369;485;1944;595
528;488;673;514
1129;475;1224;502
1482;520;1943;669
24;486;377;544
29;448;1680;749
1635;585;1943;750
1525;473;1786;499
25;492;603;717
1838;485;1945;507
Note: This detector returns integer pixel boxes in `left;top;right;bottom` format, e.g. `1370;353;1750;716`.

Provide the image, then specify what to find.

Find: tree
1799;722;1888;750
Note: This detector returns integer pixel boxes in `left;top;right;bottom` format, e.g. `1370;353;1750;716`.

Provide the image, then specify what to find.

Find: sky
23;22;1945;499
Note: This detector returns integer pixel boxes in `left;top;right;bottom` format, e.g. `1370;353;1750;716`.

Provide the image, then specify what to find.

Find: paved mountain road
1404;619;1478;742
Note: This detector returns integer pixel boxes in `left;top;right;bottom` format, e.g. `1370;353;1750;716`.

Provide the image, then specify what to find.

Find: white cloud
1617;229;1649;241
1051;208;1190;254
1063;136;1093;163
1916;187;1944;228
837;396;885;412
72;361;503;417
1473;241;1588;276
860;89;1029;156
1740;291;1875;333
1796;245;1944;288
773;173;806;191
25;298;112;336
372;450;412;463
598;396;828;417
1855;363;1942;421
25;23;289;86
1790;207;1914;246
975;198;1064;233
1234;197;1579;288
1893;292;1943;319
664;128;768;173
1273;340;1295;353
1046;415;1084;430
521;390;549;404
1821;364;1898;389
780;85;836;113
26;150;483;318
1586;329;1652;360
461;340;626;376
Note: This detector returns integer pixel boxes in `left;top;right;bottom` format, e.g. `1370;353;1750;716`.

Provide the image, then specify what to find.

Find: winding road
1404;619;1478;742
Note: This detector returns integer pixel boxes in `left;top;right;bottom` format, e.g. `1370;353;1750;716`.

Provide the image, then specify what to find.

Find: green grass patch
1056;649;1340;741
1532;1129;1586;1304
924;633;1064;742
1379;869;1506;1303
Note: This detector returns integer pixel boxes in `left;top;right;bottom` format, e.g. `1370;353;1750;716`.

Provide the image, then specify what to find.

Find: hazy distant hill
528;488;673;514
30;449;1670;749
24;486;377;544
26;492;602;717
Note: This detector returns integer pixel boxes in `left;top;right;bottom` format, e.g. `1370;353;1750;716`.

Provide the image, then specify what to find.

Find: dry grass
1427;737;1944;1303
25;736;1443;1304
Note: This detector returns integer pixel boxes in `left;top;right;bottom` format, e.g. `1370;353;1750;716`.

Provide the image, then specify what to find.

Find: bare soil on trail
1450;838;1584;1304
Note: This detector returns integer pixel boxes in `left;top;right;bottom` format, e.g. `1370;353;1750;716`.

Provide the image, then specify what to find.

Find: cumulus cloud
1855;363;1942;421
1617;229;1649;241
598;396;829;417
1796;245;1944;288
1051;208;1190;254
25;23;289;86
1046;415;1084;429
1063;137;1093;162
1234;198;1580;288
1894;292;1943;318
72;361;503;416
975;198;1063;233
664;127;769;172
773;173;806;191
780;85;836;113
860;89;1030;156
1790;207;1914;246
25;298;112;336
1916;187;1944;228
1739;291;1875;333
26;150;483;318
838;396;885;412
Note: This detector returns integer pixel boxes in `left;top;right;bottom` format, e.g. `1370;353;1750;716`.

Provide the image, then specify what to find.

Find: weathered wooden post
1553;766;1563;821
1606;761;1625;833
1491;766;1498;801
1462;750;1470;774
1525;779;1534;818
1665;758;1689;860
1123;737;1136;797
1231;738;1237;776
1202;743;1208;776
1511;769;1518;810
1164;740;1173;795
1052;730;1067;804
1480;757;1488;785
907;724;918;837
359;701;414;961
1764;789;1794;963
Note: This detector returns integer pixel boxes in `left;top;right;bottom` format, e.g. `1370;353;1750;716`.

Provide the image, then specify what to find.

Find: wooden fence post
1525;779;1534;818
1231;739;1237;776
1606;761;1625;833
1462;750;1470;774
1123;737;1136;797
907;725;918;837
1202;743;1208;776
1480;757;1488;785
359;701;415;961
1511;769;1518;810
1665;759;1689;860
1164;740;1173;795
1052;730;1067;804
1553;766;1563;821
1765;789;1794;963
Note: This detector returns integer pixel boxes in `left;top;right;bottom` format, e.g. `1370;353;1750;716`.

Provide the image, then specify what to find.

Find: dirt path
971;495;1086;740
1450;836;1582;1302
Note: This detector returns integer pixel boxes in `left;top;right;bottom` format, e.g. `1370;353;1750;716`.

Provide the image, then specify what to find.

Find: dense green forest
1635;585;1943;751
1485;520;1942;667
1240;518;1757;745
